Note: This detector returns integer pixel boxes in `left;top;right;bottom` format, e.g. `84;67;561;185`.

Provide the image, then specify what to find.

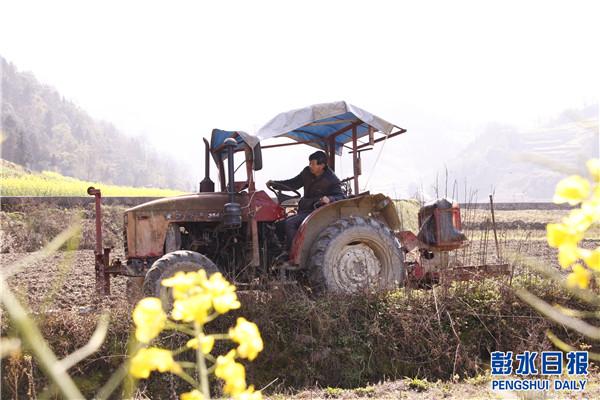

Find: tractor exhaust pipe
223;138;241;228
199;138;215;192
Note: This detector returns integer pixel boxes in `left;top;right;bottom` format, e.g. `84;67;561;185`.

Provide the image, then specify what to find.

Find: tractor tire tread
142;250;218;300
307;216;404;294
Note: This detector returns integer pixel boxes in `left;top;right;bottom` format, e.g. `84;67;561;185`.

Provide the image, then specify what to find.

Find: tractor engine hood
124;192;249;259
125;192;249;217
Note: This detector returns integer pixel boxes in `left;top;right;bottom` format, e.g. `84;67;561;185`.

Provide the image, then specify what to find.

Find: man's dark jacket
274;166;345;212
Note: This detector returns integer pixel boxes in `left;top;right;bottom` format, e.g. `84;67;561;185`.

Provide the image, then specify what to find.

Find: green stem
204;312;219;323
212;334;230;340
195;322;211;399
177;370;200;388
0;276;84;399
205;353;216;363
122;342;144;399
172;345;192;356
166;321;195;336
178;361;197;369
95;362;129;400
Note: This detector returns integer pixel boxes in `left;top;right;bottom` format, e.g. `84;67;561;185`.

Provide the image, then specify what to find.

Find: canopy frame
209;101;407;195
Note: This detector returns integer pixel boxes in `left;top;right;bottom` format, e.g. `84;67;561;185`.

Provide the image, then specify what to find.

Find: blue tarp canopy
210;129;247;153
210;101;404;159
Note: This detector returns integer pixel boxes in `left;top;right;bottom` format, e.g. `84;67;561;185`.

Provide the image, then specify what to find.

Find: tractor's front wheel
308;216;405;294
143;250;219;308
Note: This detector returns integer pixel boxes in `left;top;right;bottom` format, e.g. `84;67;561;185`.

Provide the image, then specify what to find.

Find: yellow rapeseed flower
213;291;241;314
215;350;247;395
547;223;583;248
130;347;182;379
202;272;241;314
563;208;595;233
132;297;167;343
162;270;241;315
222;364;247;395
234;385;263;400
180;390;204;400
229;317;264;361
553;175;591;205
581;193;600;221
587;158;600;182
558;244;580;269
566;264;592;289
581;247;600;271
171;293;212;324
162;270;208;300
186;334;215;354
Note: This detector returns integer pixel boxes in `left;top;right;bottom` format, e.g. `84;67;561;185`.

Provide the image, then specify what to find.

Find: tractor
88;101;508;301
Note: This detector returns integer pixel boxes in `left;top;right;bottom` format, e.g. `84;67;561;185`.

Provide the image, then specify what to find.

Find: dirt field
2;250;128;312
5;234;597;315
0;205;565;310
1;206;599;399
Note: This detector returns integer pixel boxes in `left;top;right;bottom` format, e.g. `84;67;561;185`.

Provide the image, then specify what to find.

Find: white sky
1;0;598;194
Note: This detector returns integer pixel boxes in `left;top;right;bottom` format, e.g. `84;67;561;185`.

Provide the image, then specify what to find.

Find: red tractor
89;101;507;301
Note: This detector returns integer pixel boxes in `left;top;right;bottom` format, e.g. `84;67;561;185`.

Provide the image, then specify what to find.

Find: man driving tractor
267;150;346;254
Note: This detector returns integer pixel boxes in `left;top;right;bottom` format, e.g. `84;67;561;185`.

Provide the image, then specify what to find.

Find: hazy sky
1;0;598;194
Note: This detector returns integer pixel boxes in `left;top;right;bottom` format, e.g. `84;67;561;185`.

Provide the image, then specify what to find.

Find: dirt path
271;374;600;399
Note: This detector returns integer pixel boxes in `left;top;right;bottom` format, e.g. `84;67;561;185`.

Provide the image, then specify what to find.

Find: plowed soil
3;237;599;313
2;249;128;312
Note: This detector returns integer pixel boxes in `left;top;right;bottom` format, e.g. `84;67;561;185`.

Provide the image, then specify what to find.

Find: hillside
446;105;598;202
0;55;194;190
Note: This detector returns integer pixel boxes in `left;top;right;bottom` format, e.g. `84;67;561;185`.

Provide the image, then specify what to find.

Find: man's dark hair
309;150;328;166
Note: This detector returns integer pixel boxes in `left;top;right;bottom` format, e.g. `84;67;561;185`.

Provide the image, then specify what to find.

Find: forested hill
0;56;193;190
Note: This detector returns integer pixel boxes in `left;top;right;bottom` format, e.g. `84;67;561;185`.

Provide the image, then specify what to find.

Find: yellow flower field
0;162;187;197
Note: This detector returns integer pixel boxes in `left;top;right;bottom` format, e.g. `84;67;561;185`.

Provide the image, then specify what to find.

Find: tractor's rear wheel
308;216;404;294
143;250;219;308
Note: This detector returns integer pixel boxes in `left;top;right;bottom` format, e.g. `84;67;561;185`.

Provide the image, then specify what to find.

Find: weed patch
1;264;598;398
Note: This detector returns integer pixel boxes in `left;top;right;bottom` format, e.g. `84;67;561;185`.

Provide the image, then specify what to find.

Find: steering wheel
266;181;301;204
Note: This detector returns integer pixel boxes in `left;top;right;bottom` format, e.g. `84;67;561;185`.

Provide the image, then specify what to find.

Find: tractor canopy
210;101;405;155
210;129;253;157
209;100;407;196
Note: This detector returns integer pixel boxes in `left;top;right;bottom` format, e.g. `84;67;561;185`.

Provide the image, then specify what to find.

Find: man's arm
322;177;346;204
270;169;305;191
325;183;345;202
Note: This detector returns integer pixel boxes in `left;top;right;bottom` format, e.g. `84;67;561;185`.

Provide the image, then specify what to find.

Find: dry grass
0;205;126;253
2;277;596;398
